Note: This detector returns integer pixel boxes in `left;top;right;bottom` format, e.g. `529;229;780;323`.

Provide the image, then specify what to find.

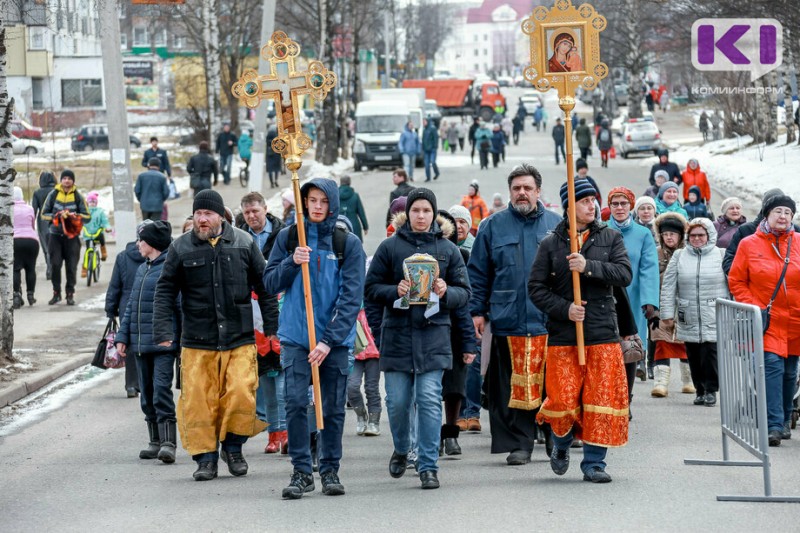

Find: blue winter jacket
116;252;180;355
468;201;560;337
607;215;660;341
398;124;420;156
422;123;438;152
264;178;365;350
105;241;146;318
134;170;170;212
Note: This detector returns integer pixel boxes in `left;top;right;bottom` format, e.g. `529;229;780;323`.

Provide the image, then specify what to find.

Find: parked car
519;91;544;115
71;124;142;151
423;99;442;128
611;111;656;135
618;120;663;158
11;119;43;140
497;76;513;88
11;136;44;155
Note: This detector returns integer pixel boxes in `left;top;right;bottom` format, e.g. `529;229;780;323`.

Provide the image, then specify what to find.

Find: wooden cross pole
232;31;337;429
522;0;609;365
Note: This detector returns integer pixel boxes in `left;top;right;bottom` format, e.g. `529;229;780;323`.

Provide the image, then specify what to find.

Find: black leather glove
648;315;660;331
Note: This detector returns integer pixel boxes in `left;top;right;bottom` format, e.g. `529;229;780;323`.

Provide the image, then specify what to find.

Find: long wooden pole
287;151;324;430
559;95;586;366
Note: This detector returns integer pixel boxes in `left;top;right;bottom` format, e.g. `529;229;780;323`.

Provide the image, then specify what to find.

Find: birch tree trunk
203;0;222;141
0;26;17;362
624;0;643;118
783;29;796;144
316;0;339;165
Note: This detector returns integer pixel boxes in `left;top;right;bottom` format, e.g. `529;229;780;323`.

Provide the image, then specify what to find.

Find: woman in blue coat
607;187;660;400
115;221;181;464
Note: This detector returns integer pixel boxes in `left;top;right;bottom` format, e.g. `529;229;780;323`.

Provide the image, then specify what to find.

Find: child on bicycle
82;191;112;277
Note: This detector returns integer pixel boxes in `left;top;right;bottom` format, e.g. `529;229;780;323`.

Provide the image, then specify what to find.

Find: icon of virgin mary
548;27;583;73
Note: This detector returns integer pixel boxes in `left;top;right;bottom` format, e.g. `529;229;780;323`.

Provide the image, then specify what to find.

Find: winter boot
66;293;75;306
100;245;108;261
265;432;280;454
81;266;88;278
48;291;61;305
157;421;177;464
354;405;368;436
13;292;23;309
680;362;696;394
651;365;671;398
441;424;462;456
140;421;161;459
364;412;381;436
27;291;36;306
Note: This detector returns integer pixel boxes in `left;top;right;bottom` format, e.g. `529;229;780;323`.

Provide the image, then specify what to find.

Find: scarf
760;218;795;237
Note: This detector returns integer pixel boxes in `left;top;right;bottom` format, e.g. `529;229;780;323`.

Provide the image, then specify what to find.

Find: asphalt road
1;92;793;532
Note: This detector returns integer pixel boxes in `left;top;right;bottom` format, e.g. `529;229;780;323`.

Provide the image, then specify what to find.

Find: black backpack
286;224;348;269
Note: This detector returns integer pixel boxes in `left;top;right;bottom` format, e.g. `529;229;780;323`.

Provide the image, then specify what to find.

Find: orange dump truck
402;79;506;121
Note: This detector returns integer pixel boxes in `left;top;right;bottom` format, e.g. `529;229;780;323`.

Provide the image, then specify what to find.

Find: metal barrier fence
684;299;800;502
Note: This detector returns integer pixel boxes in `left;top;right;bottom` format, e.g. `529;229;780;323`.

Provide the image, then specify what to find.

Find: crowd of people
11;114;798;499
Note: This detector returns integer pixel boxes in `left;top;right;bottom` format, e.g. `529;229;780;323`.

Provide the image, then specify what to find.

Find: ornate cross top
231;31;337;158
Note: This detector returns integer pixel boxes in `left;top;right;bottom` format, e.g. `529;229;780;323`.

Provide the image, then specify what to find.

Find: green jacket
339;185;369;241
575;124;592;148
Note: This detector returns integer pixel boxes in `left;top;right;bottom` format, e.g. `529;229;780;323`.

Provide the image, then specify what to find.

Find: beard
512;200;535;215
193;220;222;241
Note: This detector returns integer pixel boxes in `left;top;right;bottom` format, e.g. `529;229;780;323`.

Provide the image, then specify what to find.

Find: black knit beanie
61;169;75;181
405;188;438;218
138;220;172;252
193;189;226;218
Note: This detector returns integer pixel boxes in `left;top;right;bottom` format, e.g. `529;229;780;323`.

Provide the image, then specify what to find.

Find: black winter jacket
116;253;180;355
237;212;285;332
153;222;273;350
105;241;147;318
528;219;632;346
364;219;471;373
31;172;56;224
187;151;219;188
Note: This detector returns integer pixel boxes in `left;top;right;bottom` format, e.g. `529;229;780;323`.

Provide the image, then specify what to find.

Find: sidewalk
2;162;299;408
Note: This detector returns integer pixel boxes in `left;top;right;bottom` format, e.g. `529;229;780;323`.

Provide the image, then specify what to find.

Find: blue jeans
764;352;799;431
402;153;415;179
283;344;348;475
423;150;439;180
135;352;176;423
554;142;566;163
460;354;482;419
256;370;286;432
220;154;233;184
384;370;443;473
552;430;608;474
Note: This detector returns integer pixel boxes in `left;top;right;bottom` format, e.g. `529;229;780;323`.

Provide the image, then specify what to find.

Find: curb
0;353;93;409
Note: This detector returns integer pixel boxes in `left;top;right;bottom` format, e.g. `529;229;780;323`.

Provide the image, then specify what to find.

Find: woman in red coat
681;159;711;203
728;194;800;447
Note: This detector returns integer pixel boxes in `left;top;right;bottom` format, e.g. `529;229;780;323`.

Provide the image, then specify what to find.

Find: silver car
618;120;663;158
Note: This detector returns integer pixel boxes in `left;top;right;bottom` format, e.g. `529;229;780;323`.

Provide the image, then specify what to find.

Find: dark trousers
135;352;176;423
486;335;538;453
512;131;520;144
347;358;381;414
554;142;566;163
141;210;161;222
48;234;80;294
684;342;719;395
579;146;590;160
492;152;501;167
13;238;39;294
36;220;51;275
470;140;476;163
624;361;636;402
283;343;348;475
194;433;248;463
126;350;140;392
479;149;489;170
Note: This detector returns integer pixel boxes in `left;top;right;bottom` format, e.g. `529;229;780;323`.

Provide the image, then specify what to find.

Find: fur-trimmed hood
390;212;455;240
654;211;688;249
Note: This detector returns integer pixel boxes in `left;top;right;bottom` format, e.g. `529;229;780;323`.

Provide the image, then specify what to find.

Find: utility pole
99;0;136;246
383;11;391;89
248;0;276;194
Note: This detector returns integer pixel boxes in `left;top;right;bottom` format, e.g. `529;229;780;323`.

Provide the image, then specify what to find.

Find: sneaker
550;448;569;476
781;423;792;440
583;467;612;483
282;470;315;499
193;461;218;481
406;450;417;470
320;470;345;496
768;430;782;447
693;394;706;406
48;292;61;305
220;449;248;476
704;392;717;407
389;451;408;478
